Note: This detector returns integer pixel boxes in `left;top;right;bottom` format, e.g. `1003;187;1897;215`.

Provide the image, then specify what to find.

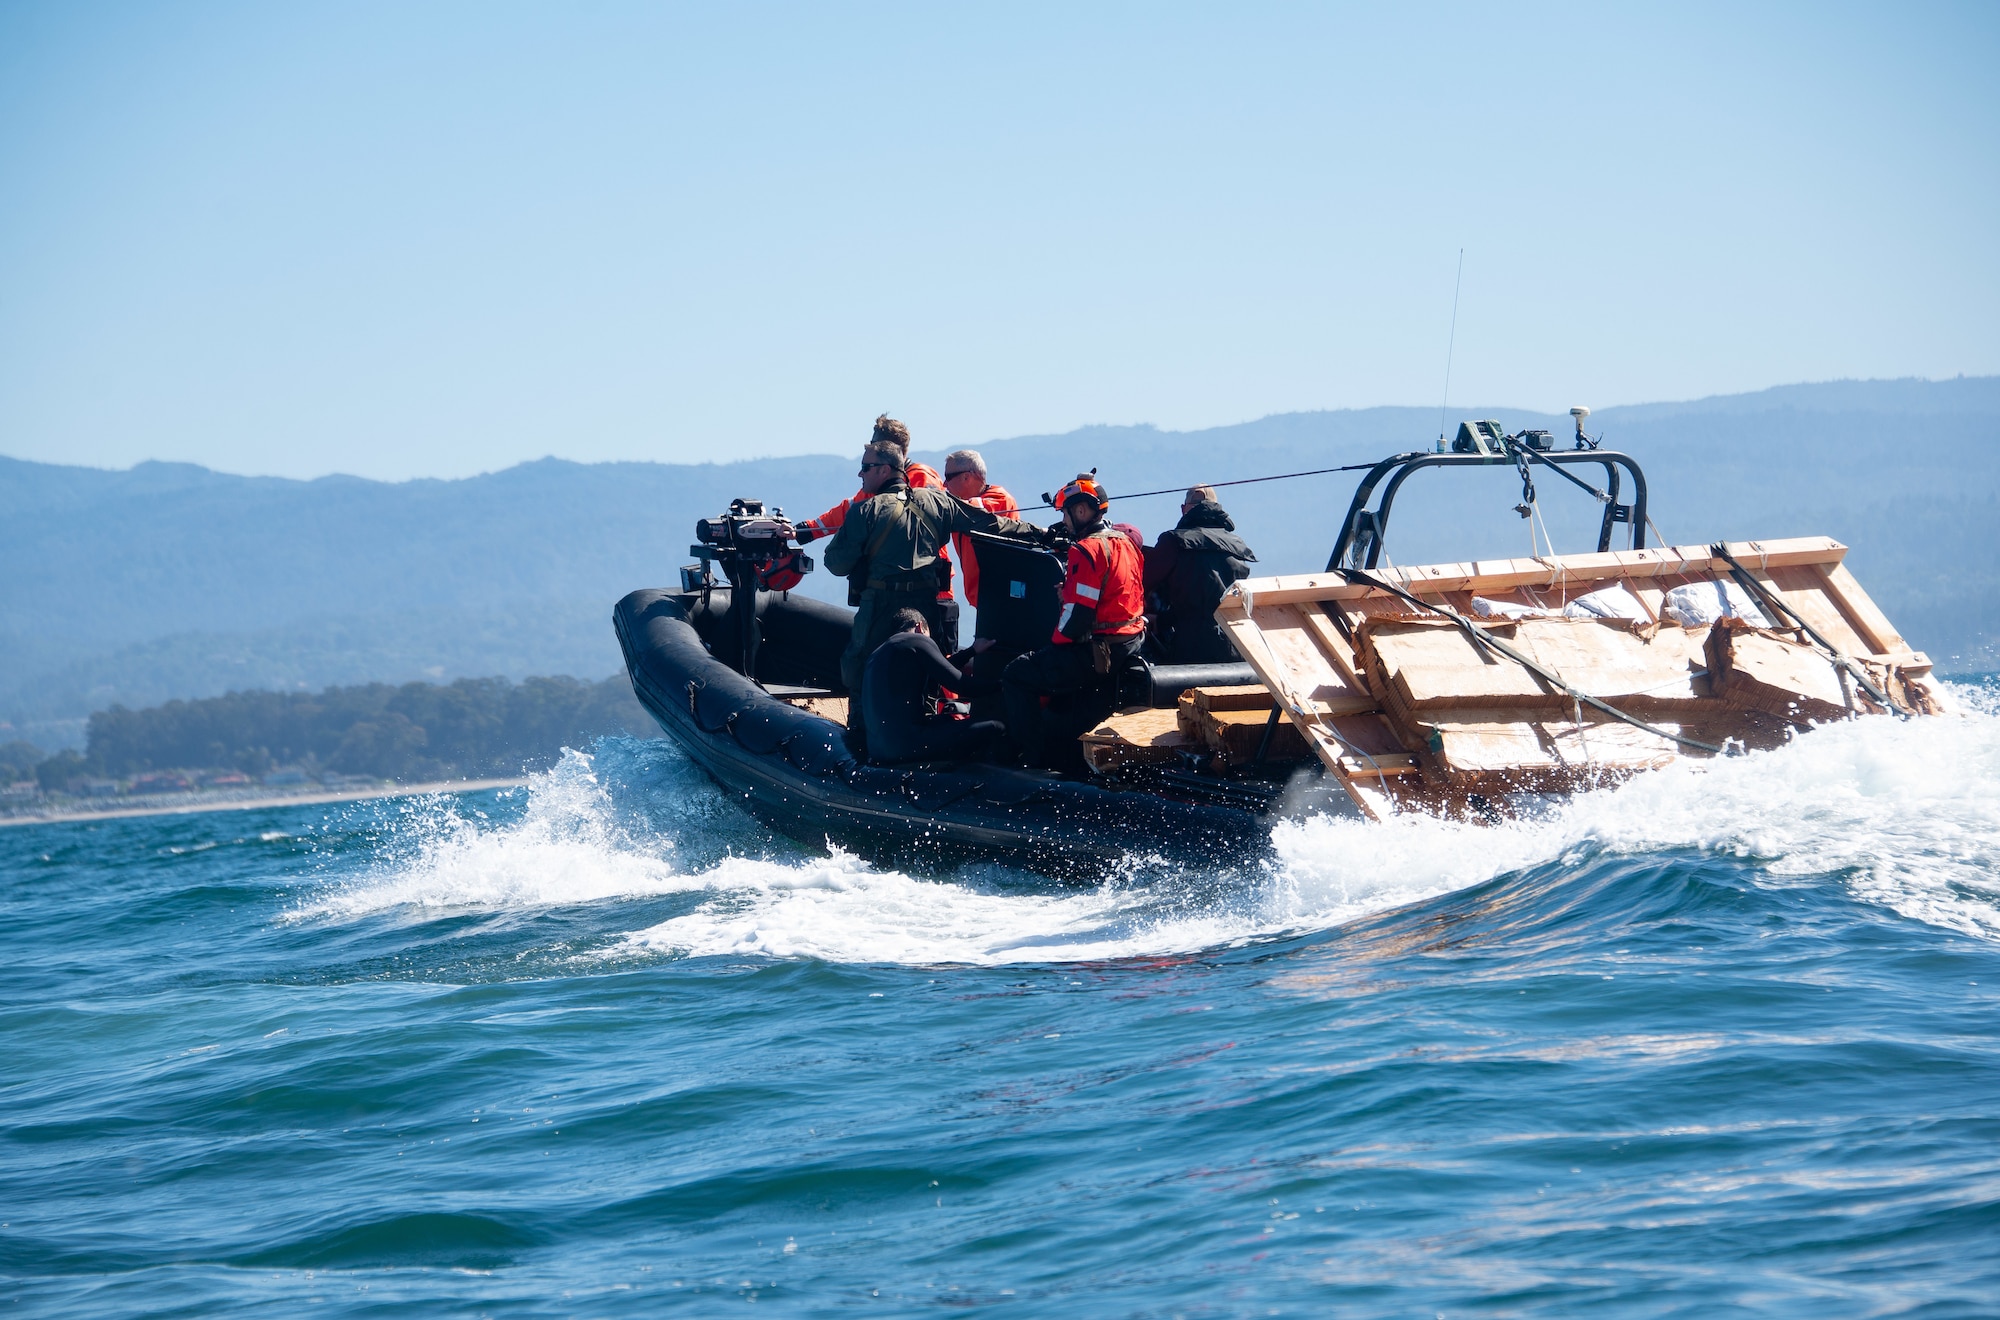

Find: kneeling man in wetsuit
863;609;1006;765
1002;473;1147;770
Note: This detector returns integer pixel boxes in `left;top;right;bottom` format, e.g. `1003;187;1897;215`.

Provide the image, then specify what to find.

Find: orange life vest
950;483;1018;608
1054;526;1146;645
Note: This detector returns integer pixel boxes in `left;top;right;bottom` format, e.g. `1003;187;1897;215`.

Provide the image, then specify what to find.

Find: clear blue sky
1;2;1994;480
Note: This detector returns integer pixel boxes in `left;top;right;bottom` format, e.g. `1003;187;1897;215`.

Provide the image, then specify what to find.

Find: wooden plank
1425;711;1687;789
1218;604;1350;705
1327;712;1416;758
1186;682;1378;718
1815;562;1908;655
1336;752;1422;778
1756;563;1873;657
1078;708;1192;772
1189;684;1275;712
1231;537;1850;605
1296;601;1369;695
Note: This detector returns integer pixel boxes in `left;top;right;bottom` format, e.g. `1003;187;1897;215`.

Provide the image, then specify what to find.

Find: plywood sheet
1357;616;1710;717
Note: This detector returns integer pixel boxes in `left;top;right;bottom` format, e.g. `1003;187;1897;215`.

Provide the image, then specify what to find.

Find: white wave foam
312;698;2000;959
298;748;701;918
621;849;1272;965
1568;694;2000;939
1269;686;2000;941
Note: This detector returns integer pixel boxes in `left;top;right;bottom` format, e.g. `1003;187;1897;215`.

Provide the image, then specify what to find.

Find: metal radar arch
1326;411;1650;572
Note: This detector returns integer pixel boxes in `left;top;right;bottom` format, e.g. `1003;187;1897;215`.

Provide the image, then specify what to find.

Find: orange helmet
1054;471;1108;515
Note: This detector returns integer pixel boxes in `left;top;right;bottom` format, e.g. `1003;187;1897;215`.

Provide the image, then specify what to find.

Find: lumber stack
1175;685;1308;767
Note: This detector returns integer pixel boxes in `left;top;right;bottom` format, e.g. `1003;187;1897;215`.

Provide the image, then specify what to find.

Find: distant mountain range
5;376;1996;748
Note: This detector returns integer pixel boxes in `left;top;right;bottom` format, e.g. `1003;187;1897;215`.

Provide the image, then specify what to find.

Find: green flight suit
824;478;1037;697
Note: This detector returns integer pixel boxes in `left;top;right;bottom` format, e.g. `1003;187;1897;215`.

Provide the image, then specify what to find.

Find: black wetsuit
862;631;1006;765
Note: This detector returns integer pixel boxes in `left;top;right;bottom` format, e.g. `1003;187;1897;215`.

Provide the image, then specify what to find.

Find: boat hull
614;589;1266;879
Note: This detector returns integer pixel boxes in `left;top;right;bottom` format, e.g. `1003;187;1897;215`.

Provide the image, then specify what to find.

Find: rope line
1029;461;1379;510
1339;568;1739;757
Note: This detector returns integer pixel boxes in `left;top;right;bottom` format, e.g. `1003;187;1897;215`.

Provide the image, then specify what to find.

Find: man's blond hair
872;415;912;453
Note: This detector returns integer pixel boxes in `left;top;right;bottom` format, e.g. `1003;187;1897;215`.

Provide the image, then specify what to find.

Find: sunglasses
859;461;892;472
944;469;976;480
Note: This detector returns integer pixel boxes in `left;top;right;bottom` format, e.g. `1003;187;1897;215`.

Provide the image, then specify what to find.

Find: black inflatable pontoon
614;587;1269;878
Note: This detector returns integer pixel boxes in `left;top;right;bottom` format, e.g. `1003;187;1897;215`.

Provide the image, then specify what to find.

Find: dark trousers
1001;634;1144;770
871;718;1006;766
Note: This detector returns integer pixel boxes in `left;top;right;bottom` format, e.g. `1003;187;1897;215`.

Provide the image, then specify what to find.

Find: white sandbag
1663;579;1774;628
1471;596;1558;620
1562;583;1652;622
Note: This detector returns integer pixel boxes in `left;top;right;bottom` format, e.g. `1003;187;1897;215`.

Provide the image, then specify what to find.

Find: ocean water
4;688;1999;1317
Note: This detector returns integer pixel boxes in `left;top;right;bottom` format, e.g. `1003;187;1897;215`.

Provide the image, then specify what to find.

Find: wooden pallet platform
1213;537;1949;820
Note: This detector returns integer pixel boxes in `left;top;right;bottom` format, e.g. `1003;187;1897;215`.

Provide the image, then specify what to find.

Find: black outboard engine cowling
684;498;814;679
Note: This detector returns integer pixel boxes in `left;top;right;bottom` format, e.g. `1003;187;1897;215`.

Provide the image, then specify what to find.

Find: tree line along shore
0;674;657;805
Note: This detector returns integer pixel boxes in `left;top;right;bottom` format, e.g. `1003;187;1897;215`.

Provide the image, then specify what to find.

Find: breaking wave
300;680;2000;961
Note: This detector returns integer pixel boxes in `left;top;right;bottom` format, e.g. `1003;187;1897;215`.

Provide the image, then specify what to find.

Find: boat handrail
1326;446;1650;572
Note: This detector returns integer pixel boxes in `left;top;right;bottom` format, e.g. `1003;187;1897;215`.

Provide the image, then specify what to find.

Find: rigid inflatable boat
617;419;1947;866
612;585;1274;877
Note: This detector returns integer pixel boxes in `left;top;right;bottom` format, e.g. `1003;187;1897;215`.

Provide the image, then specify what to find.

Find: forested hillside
4;378;1995;746
47;674;657;784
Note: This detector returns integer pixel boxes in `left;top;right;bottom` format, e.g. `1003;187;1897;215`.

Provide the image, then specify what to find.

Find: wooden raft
1208;536;1949;820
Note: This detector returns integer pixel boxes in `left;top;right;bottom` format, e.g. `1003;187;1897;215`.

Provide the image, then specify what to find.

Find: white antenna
1570;405;1591;446
1439;248;1464;444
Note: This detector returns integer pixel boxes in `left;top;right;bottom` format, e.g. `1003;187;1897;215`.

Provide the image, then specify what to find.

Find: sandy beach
0;778;529;828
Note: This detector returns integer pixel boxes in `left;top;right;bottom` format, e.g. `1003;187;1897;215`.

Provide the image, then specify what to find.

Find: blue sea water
4;688;2000;1317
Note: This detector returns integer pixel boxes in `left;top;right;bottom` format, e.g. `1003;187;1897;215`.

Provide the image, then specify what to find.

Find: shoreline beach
0;778;529;828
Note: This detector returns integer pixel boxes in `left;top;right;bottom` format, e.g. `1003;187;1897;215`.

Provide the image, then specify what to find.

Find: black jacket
1143;502;1257;665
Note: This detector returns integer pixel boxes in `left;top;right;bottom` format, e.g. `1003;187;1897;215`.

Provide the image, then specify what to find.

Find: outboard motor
685;499;814;678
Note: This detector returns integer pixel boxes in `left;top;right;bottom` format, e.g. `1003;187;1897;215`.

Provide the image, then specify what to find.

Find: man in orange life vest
792;415;961;652
940;448;1019;609
1001;473;1146;770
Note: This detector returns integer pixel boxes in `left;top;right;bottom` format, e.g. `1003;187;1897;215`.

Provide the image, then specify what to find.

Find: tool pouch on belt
935;558;953;595
1092;637;1113;675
